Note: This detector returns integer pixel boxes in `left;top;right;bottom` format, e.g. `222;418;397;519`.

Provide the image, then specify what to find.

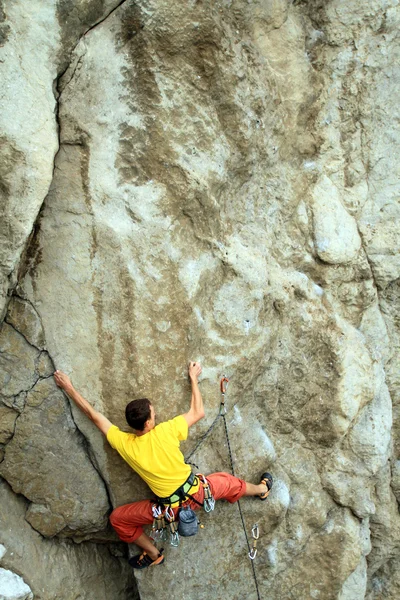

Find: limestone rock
0;1;126;318
6;297;45;350
366;465;400;599
0;568;33;600
0;323;40;400
0;2;59;318
251;0;290;31
36;352;53;378
359;215;400;290
348;383;392;475
271;509;363;600
392;460;400;504
340;557;368;600
0;377;110;537
0;407;17;444
1;0;400;598
312;176;362;265
0;479;137;600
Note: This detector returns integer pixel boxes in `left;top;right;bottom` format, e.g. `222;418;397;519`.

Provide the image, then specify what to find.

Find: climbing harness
152;472;209;546
185;375;263;600
156;472;199;506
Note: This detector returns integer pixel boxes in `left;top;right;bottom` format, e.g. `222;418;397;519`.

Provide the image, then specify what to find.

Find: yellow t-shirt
106;415;199;500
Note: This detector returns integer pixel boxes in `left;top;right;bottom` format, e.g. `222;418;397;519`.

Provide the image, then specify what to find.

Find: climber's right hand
188;361;202;382
54;370;74;393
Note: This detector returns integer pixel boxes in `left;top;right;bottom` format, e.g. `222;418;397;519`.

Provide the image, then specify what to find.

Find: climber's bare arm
183;361;205;428
54;370;113;436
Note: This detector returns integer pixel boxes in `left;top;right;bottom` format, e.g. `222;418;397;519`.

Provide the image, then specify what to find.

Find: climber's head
125;398;155;432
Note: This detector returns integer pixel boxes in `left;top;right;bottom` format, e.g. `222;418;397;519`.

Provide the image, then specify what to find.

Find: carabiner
152;528;163;542
251;524;259;540
220;376;229;395
204;497;215;513
197;473;207;486
248;523;259;560
164;506;174;522
170;531;180;547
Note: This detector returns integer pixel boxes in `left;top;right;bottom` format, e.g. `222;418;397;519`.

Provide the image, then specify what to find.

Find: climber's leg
206;472;247;503
132;533;162;561
110;499;160;560
205;472;270;502
243;481;269;497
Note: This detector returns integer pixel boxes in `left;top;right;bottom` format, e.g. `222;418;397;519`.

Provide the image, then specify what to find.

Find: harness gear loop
156;473;199;507
154;474;204;546
249;524;259;560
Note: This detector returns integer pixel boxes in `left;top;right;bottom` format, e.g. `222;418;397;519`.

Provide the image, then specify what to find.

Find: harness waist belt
157;472;197;505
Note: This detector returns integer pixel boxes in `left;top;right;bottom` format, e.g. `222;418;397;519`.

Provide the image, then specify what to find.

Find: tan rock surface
0;371;110;538
0;406;17;444
0;478;137;600
0;0;399;599
6;297;46;351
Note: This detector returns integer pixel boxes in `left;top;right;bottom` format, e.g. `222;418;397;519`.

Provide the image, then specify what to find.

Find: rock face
0;1;399;599
0;479;137;600
0;567;33;600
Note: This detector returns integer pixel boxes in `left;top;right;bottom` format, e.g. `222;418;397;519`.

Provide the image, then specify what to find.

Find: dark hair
125;398;152;431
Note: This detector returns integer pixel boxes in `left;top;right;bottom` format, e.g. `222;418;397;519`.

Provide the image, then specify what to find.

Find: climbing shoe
259;472;273;501
128;549;165;570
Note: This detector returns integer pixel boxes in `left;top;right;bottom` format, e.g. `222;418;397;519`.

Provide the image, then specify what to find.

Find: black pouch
178;506;199;537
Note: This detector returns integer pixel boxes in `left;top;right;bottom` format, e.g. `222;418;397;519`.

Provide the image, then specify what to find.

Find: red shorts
110;472;246;543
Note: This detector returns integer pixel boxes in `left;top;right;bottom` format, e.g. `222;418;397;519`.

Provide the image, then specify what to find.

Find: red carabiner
220;376;229;395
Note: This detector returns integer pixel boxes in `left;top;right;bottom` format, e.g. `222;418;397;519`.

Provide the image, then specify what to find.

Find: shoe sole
260;472;273;500
129;554;165;569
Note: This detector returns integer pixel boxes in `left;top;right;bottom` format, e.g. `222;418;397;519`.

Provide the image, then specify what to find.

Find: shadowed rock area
0;0;399;599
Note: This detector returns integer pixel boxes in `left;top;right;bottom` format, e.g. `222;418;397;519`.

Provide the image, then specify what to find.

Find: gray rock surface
0;376;110;538
0;479;137;600
0;567;33;600
0;0;399;599
0;308;110;539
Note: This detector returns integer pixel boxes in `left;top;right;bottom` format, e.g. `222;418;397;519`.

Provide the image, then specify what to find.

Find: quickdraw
220;376;229;414
198;473;215;513
165;506;179;547
249;524;259;560
150;505;168;543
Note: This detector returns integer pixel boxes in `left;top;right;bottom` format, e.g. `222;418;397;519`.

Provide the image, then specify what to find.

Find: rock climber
54;363;273;569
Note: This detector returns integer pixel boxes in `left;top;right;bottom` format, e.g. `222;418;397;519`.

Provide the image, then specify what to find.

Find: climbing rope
185;376;262;600
185;412;223;467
